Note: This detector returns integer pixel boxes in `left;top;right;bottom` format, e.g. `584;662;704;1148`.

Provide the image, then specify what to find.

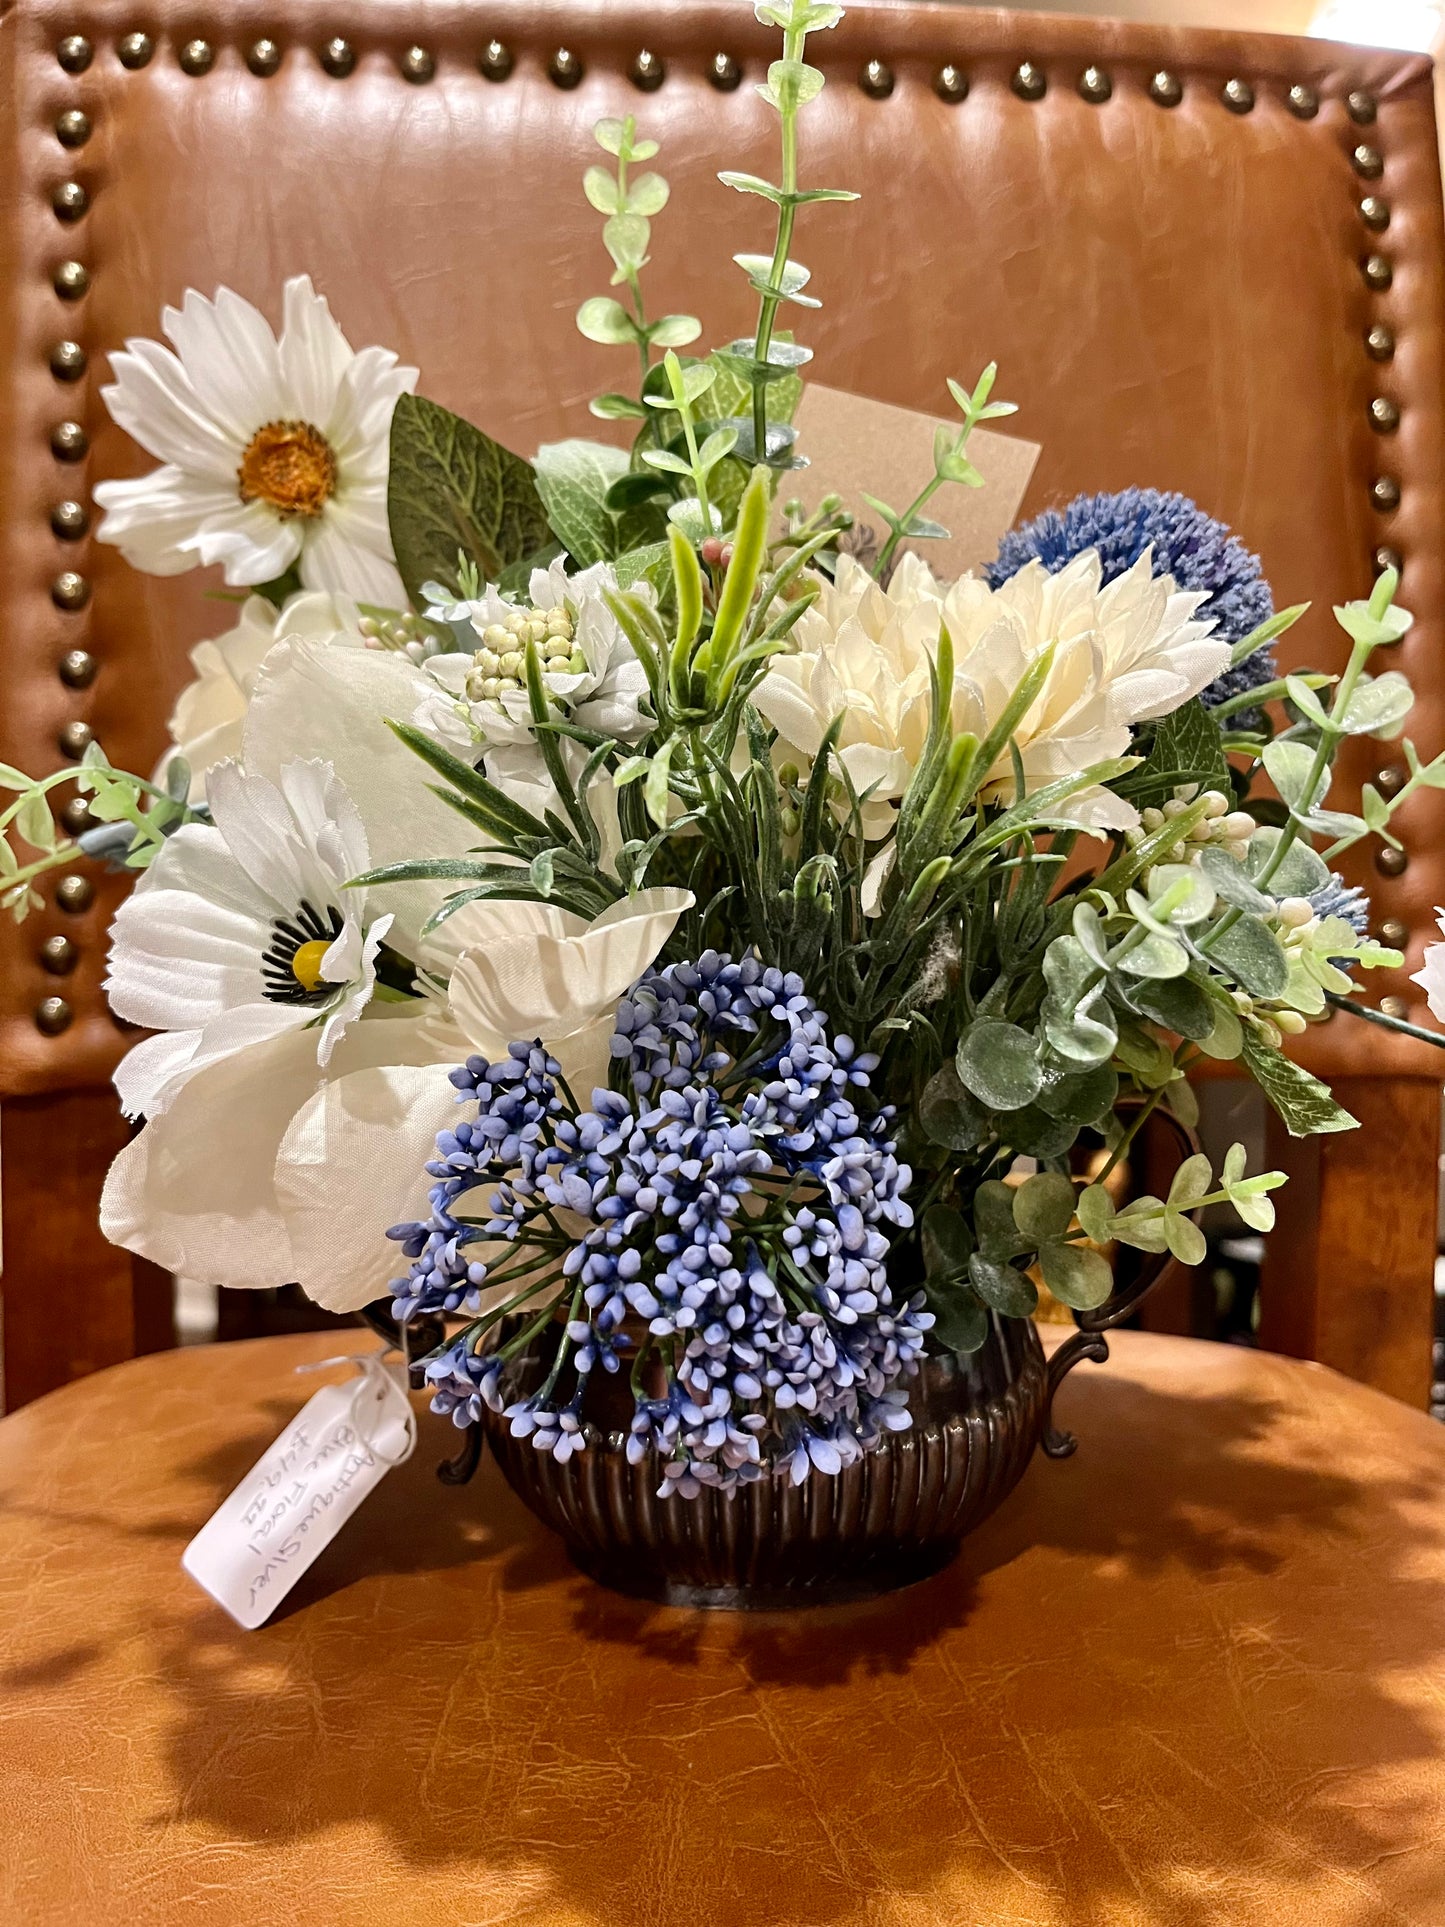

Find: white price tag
182;1353;415;1629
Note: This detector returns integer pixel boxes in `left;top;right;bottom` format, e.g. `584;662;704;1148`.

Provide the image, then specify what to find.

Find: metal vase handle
1041;1104;1204;1460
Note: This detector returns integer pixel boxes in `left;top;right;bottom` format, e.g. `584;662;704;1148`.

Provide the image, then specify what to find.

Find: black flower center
261;899;346;1004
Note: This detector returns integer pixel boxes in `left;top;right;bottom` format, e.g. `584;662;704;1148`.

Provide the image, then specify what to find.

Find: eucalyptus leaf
1039;1242;1114;1311
918;1063;989;1151
1122;974;1216;1041
956;1019;1042;1112
924;1283;989;1355
968;1254;1038;1318
1197;845;1273;914
1076;1185;1116;1245
1338;670;1413;739
974;1179;1030;1260
1036;1063;1118;1125
922;1203;973;1279
1012;1171;1076;1244
1263;740;1328;813
1244;828;1330;898
576;296;638;345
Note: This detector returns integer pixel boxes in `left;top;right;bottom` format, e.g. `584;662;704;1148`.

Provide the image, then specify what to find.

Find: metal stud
1287;83;1318;119
1360;195;1390;230
1353;143;1384;179
51;420;89;460
52;180;89;222
479;40;514;81
1221;77;1254;114
1011;62;1046;101
632;49;665;91
1376;766;1407;798
60;796;93;836
51;570;90;611
56;35;93;74
247;39;282;77
934;64;967;103
55;872;94;913
849;58;888;100
55;108;91;148
1376;846;1408;877
49;339;87;380
1380;916;1409;945
58;647;97;688
58;719;94;758
1348;89;1377;124
1078;66;1111;104
51;499;89;539
178;39;215;76
1373;544;1402;576
35;996;73;1037
400;45;434;83
1149;71;1182;107
1371;476;1402;512
320;38;356;78
549;47;583;88
1363;253;1393;290
53;259;89;300
1365;322;1395;361
39;933;78;975
117;32;154;70
709;52;741;92
1369;395;1400;432
1380;995;1409;1019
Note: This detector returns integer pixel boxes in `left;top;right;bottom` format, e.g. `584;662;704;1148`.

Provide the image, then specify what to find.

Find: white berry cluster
463;604;585;704
1131;785;1255;862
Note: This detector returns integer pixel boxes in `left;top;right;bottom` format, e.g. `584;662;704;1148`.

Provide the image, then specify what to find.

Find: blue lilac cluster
388;955;930;1498
988;487;1275;711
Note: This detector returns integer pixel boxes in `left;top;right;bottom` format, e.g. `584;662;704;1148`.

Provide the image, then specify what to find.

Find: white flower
106;758;392;1120
92;276;417;604
416;557;651;816
753;549;1226;838
1412;913;1445;1020
99;889;692;1311
167;590;357;801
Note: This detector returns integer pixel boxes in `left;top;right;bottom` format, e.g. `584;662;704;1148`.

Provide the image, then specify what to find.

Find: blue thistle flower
1308;874;1371;937
987;487;1275;710
391;954;931;1499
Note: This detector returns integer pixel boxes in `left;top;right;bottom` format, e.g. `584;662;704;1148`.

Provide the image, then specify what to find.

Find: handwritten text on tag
182;1359;413;1630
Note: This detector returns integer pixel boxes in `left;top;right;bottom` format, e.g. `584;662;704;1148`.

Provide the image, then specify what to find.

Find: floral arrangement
7;0;1445;1502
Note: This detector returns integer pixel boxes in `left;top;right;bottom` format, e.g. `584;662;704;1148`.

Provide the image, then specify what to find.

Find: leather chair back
1;0;1441;1404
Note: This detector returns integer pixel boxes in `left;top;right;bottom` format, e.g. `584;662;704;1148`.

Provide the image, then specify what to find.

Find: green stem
751;25;804;454
875;474;944;581
1324;991;1445;1049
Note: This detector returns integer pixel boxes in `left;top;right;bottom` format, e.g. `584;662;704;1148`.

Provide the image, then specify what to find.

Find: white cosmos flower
99;889;692;1311
106;758;392;1120
167;590;357;802
753;549;1226;839
92;276;417;604
1411;913;1445;1021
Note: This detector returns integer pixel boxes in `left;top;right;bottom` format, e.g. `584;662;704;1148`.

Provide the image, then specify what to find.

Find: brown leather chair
2;0;1441;1409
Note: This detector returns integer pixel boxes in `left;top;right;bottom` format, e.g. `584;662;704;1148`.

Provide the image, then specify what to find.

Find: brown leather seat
0;1326;1442;1923
2;2;1442;1406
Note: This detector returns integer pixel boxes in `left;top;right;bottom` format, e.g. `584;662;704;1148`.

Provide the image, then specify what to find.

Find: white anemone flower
753;549;1226;841
106;758;394;1121
92;276;417;604
167;590;358;802
1412;913;1445;1021
99;888;692;1312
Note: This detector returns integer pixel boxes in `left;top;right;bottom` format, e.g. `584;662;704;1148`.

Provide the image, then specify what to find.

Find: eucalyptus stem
751;23;804;453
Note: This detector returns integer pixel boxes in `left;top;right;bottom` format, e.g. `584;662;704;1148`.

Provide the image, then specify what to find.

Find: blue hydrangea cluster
388;955;930;1499
988;487;1275;711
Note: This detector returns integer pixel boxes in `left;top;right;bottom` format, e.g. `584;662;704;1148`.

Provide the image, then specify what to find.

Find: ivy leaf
533;439;629;568
1240;1030;1360;1137
387;395;550;604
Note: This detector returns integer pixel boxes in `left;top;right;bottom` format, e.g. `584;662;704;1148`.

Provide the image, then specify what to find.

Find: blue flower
392;955;932;1499
988;487;1275;710
1308;874;1370;937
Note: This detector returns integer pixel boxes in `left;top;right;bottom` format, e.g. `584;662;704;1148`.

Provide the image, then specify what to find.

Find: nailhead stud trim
51;500;89;538
55;873;93;913
52;180;89;221
117;32;153;69
49;339;86;380
321;38;356;78
58;648;97;688
1011;61;1046;101
39;934;78;975
1365;323;1396;361
709;53;741;91
1371;475;1401;512
35;996;73;1037
632;49;665;91
1221;77;1254;113
934;64;967;103
1078;66;1111;104
1363;253;1393;290
1287;84;1318;119
1348;89;1377;124
57;718;93;757
1149;71;1182;107
480;40;514;81
56;35;92;74
51;570;90;611
55;108;91;147
549;47;583;88
1369;396;1400;432
1376;846;1408;877
247;39;282;78
51;420;89;460
178;39;215;77
400;45;435;83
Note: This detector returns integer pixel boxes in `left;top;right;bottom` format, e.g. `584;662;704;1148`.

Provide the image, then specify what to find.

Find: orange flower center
237;419;337;518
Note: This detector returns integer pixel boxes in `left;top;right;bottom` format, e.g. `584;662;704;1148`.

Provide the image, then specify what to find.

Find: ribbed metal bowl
479;1313;1050;1609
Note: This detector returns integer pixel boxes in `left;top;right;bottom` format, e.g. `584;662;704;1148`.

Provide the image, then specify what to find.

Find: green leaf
1197;845;1273;914
921;1203;973;1279
647;314;703;349
576;296;639;345
625;172;670;217
614;541;673;596
1263;740;1328;813
924;1283;989;1355
968;1254;1038;1319
1003;1105;1082;1160
387;394;550;605
1205;915;1289;999
974;1180;1030;1260
603;213;651;277
1116;699;1230;807
918;1063;989;1150
1339;670;1414;740
1167;1152;1213;1209
589;393;649;422
1240;1030;1360;1137
533;439;629;569
760;57;826;111
1244;828;1330;898
1162;1213;1208;1267
1144;864;1217;928
1039;1243;1114;1311
956;1019;1043;1112
1035;1063;1118;1125
1077;1184;1116;1245
1195;1000;1245;1061
643;739;675;830
1123;974;1217;1041
1012;1171;1076;1244
582;165;621;214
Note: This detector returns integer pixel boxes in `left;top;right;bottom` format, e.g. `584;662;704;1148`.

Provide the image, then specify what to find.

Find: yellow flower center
290;939;332;992
237;419;337;518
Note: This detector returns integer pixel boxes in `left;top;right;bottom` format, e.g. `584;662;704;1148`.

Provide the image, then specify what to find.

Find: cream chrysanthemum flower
752;549;1227;836
93;276;417;604
167;590;358;802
